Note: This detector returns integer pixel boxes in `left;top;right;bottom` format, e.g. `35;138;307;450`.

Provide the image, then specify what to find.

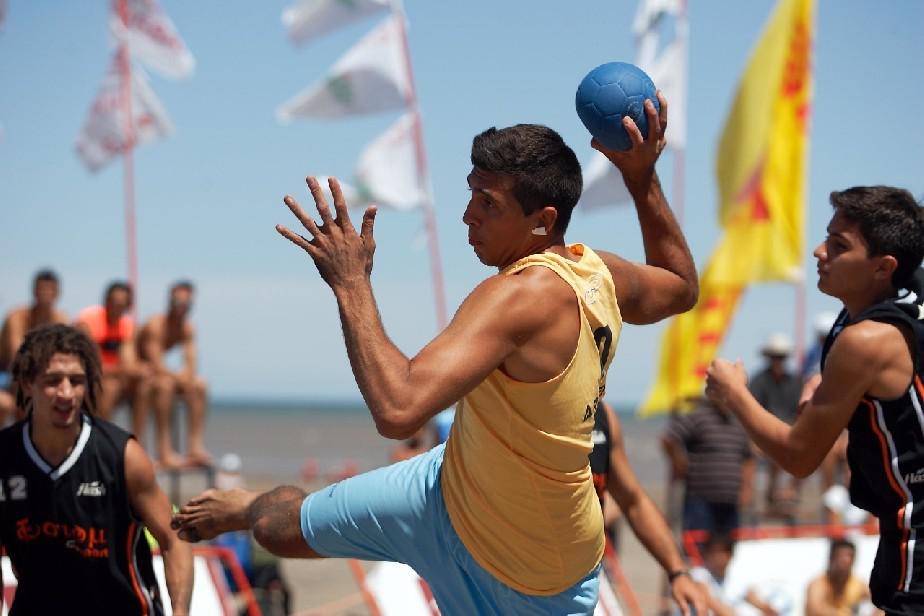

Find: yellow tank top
441;244;622;595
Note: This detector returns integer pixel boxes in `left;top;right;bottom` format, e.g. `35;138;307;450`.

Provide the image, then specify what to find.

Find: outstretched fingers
327;177;355;233
306;176;335;228
360;206;378;248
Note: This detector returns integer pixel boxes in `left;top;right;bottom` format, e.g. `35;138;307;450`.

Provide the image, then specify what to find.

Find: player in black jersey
705;186;924;614
0;324;192;615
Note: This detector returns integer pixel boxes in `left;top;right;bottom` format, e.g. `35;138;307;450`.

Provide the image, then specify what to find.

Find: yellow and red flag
640;0;814;415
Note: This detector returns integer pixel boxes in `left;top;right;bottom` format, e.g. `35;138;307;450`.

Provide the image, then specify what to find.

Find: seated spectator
688;533;781;616
76;281;152;444
0;269;68;423
805;538;875;616
138;281;211;468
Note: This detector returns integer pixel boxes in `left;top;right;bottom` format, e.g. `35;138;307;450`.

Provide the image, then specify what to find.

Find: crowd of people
0;271;211;470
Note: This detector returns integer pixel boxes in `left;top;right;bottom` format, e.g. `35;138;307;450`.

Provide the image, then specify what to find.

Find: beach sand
151;404;830;615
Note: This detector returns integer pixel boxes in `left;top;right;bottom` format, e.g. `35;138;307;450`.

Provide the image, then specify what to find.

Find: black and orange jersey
822;301;924;611
0;414;164;615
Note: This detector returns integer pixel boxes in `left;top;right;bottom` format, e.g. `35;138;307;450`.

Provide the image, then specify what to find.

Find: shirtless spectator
76;281;151;444
138;281;211;468
0;269;68;423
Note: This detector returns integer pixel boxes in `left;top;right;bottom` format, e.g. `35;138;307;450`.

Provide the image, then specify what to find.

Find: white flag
579;0;688;210
634;0;687;149
316;113;425;211
110;0;195;80
282;0;391;47
75;57;174;173
354;112;425;210
277;15;409;122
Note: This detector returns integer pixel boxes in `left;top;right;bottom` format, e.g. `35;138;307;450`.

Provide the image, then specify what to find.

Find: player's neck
30;415;83;466
842;287;896;319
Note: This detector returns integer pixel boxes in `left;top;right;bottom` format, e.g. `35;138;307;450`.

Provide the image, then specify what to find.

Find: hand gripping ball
575;62;660;151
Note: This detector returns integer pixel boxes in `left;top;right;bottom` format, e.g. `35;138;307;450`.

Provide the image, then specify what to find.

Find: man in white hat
748;332;801;518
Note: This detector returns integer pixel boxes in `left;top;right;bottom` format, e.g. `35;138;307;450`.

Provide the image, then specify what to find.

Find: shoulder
4;306;29;323
830;319;907;366
467;266;574;322
53;309;69;324
140;314;165;334
76;305;102;322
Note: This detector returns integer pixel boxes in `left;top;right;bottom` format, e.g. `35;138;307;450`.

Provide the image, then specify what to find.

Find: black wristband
668;569;689;583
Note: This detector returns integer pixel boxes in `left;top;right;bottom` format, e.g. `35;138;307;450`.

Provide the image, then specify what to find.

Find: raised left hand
276;176;378;290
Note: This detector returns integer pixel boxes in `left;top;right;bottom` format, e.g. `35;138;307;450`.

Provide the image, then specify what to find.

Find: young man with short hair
175;95;705;614
707;186;924;612
0;324;192;614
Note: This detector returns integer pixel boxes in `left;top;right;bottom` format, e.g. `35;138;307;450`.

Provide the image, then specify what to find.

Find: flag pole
393;5;448;329
118;0;139;318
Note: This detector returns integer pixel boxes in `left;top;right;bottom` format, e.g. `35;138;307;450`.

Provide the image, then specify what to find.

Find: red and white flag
110;0;195;80
75;56;173;173
277;14;410;122
580;0;688;210
282;0;391;47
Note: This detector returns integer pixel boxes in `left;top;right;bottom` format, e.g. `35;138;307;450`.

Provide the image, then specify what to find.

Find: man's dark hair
471;124;582;233
829;537;855;561
830;186;924;289
703;531;736;554
170;280;195;295
33;269;59;289
11;324;102;414
103;280;133;307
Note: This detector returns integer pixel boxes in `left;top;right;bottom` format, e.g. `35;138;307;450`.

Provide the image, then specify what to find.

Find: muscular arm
125;440;193;615
597;172;697;324
708;321;911;477
602;404;705;616
247;486;317;558
593;93;697;324
140;319;168;374
332;273;546;439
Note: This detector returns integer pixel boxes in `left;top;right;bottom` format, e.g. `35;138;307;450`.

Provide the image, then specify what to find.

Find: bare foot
157;449;186;471
185;446;213;468
171;488;257;542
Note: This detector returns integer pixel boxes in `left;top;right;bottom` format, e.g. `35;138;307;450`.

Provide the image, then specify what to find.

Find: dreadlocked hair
10;324;102;414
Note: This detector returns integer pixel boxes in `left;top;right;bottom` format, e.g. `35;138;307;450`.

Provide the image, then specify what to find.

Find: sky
1;1;922;406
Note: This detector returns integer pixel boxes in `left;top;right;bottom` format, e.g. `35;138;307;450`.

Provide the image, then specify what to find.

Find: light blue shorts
300;443;600;615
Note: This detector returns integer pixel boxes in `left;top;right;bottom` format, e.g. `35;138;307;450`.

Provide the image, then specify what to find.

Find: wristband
668;569;690;583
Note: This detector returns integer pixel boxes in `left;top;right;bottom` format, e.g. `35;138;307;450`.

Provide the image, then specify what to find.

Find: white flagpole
393;4;448;329
118;0;139;317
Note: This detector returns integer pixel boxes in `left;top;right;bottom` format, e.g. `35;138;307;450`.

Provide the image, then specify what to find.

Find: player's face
813;211;881;302
33;279;59;308
23;352;87;430
463;168;539;268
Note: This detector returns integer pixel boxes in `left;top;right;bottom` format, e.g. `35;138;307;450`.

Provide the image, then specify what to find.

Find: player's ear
875;255;899;283
531;206;558;237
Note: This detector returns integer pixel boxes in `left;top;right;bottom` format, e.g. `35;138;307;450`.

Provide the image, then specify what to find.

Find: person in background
138;281;211;469
76;281;152;446
0;269;69;424
748;333;801;518
661;397;755;538
804;538;875;616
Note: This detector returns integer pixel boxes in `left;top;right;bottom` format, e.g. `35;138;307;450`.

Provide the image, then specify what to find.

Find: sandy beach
150;403;830;615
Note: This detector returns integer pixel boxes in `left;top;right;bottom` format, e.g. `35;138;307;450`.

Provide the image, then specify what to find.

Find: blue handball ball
575;62;660;151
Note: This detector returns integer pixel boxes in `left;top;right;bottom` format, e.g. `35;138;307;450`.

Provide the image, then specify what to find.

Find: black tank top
821;300;924;610
0;414;164;615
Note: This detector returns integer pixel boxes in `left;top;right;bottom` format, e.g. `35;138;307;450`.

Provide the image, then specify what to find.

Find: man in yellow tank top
174;94;703;615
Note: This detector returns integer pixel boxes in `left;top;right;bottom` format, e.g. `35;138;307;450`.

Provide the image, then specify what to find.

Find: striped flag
75;57;174;173
110;0;195;80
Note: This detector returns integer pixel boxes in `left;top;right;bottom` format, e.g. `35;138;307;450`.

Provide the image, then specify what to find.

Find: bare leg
98;374;127;421
129;373;153;453
182;376;211;466
173;486;321;559
151;373;184;469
